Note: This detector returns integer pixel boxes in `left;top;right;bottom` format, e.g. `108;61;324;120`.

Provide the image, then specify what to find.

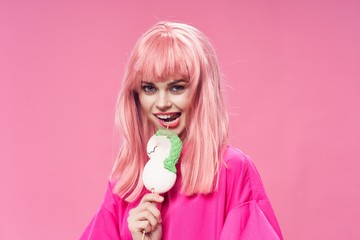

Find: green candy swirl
156;129;182;174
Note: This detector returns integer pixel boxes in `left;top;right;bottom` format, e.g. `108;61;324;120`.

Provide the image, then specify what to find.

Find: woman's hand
128;193;164;240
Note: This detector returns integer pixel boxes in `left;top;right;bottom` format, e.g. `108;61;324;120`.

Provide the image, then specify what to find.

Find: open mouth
155;113;181;122
154;112;181;128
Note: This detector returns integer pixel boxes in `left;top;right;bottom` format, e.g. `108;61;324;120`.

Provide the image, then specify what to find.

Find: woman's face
138;77;191;138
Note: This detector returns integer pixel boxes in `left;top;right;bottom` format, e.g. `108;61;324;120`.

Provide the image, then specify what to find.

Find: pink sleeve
80;181;120;240
220;149;283;239
220;200;283;240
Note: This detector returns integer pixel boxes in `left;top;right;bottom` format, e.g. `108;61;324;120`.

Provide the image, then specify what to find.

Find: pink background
1;0;359;239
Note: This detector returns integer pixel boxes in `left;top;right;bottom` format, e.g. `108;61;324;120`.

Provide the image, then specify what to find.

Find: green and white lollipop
142;129;182;193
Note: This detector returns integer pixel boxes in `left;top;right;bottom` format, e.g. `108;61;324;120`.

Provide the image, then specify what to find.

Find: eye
141;85;157;93
170;85;186;93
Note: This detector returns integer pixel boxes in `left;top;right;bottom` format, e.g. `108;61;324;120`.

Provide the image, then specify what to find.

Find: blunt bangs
132;30;201;90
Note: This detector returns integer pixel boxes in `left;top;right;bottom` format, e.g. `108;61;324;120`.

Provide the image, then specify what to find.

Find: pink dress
80;147;283;239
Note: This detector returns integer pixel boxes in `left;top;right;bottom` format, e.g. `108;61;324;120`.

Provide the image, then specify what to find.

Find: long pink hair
111;21;229;202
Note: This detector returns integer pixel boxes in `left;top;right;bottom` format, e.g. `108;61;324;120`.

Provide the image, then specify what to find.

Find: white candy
142;135;177;193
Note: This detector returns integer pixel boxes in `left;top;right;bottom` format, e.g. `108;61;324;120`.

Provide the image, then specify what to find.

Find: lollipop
142;129;182;193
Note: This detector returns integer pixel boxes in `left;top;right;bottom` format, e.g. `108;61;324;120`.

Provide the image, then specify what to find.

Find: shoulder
102;180;130;211
223;146;249;163
223;146;253;174
221;146;268;201
222;145;263;180
101;180;120;208
107;180;143;208
101;180;142;221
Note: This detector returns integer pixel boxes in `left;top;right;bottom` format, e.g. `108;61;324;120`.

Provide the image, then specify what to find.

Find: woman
81;21;283;240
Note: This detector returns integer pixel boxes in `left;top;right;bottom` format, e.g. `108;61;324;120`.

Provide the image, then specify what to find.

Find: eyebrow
141;81;155;85
141;79;188;86
168;79;188;86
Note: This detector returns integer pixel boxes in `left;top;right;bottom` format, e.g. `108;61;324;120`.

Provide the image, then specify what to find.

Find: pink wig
111;21;229;201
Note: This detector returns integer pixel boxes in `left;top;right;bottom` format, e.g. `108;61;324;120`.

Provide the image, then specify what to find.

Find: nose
156;91;172;110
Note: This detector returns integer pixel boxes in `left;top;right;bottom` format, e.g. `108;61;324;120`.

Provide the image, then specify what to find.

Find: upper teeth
157;114;172;120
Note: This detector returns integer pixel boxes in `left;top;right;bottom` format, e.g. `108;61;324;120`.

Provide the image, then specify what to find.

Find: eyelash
141;84;186;94
142;85;156;92
170;85;185;92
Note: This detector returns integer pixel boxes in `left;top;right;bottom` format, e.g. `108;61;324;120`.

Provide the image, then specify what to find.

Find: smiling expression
138;78;191;138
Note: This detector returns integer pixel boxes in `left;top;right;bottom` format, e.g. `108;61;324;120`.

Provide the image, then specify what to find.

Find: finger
128;219;152;234
135;210;159;228
128;209;160;233
140;193;164;204
129;201;163;223
131;202;162;220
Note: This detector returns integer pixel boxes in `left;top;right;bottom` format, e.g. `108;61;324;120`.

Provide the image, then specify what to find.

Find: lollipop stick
142;230;145;240
142;188;155;240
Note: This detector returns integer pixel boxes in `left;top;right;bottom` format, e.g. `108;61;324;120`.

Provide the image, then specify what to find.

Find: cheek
178;93;191;110
138;95;153;112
